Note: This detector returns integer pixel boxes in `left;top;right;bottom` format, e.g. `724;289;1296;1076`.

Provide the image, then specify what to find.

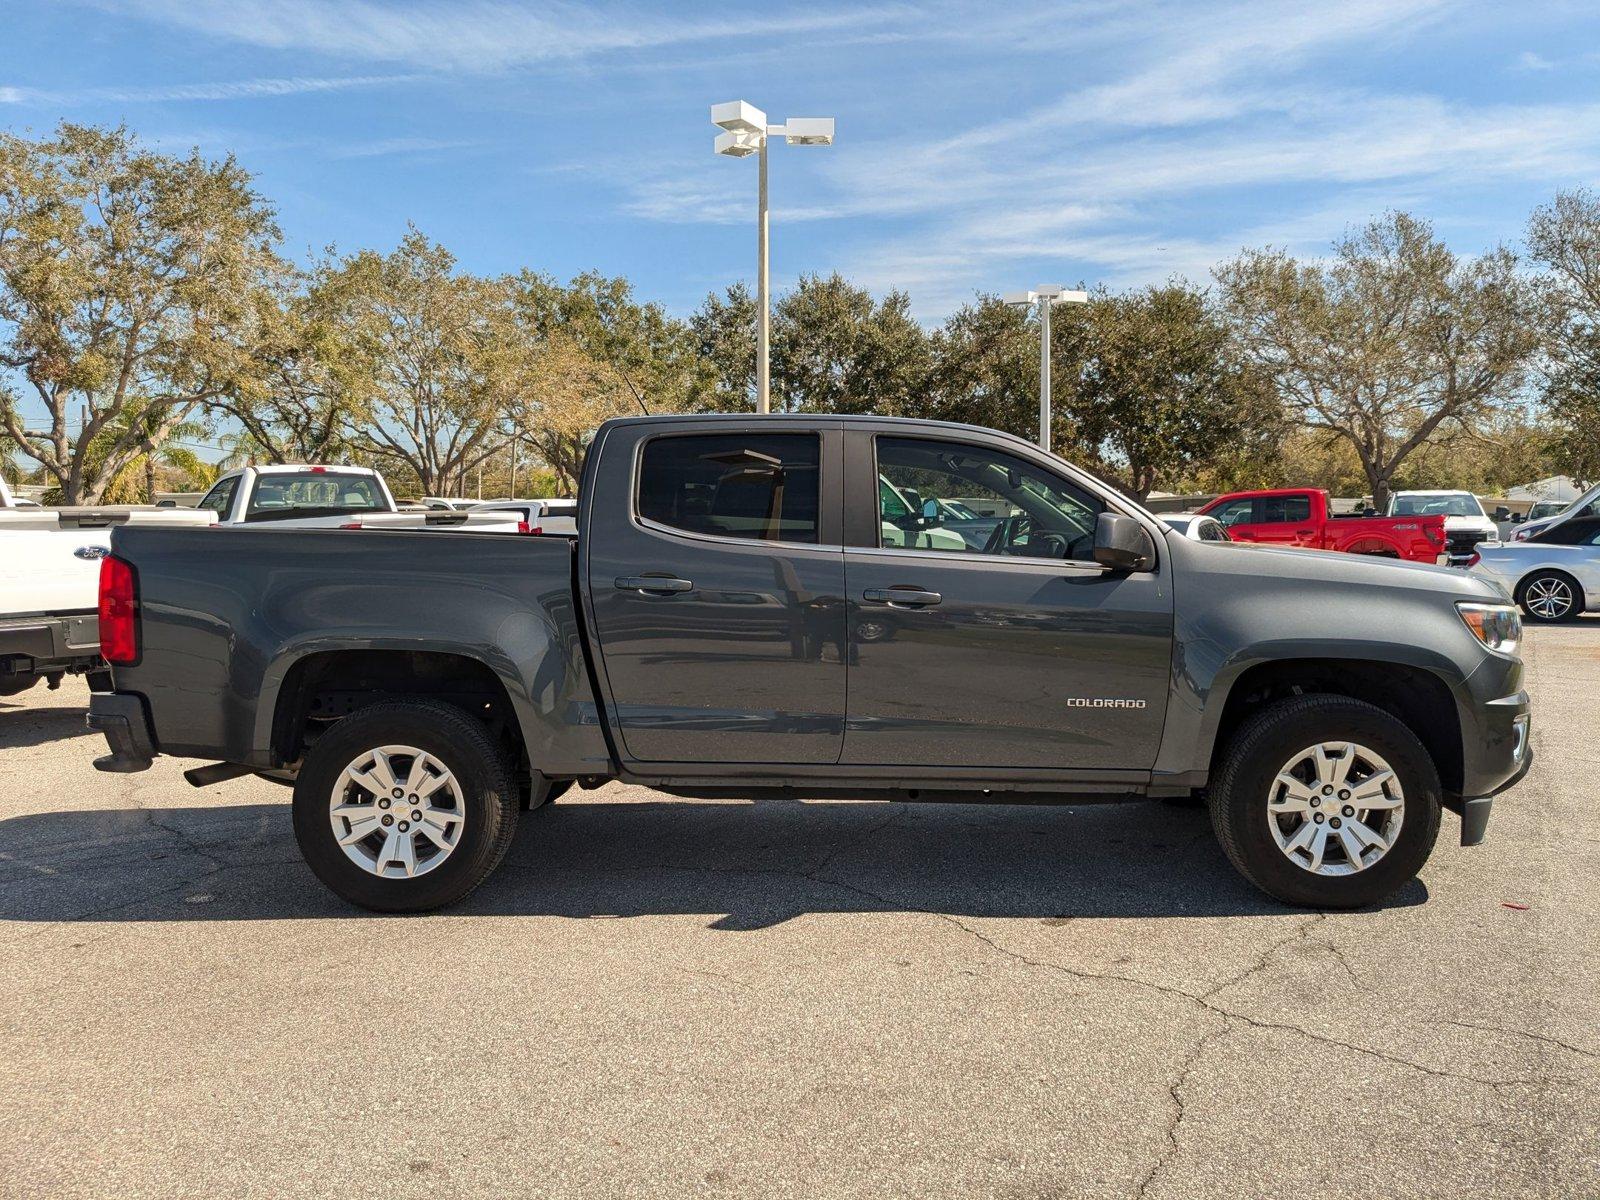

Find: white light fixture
1005;286;1089;450
711;99;837;414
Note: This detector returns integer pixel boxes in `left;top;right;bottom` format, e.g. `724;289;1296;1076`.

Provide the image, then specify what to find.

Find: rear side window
1260;495;1311;524
197;476;238;516
637;433;821;544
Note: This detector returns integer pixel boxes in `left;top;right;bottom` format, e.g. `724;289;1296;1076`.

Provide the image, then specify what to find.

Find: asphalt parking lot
3;623;1597;1199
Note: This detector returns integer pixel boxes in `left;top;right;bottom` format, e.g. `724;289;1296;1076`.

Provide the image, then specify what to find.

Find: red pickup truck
1198;488;1447;563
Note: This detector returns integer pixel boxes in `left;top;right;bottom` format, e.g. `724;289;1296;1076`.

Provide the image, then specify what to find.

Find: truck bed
109;524;608;775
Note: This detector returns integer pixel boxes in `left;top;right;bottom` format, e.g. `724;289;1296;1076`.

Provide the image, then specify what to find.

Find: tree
688;282;758;412
212;264;359;464
769;274;932;415
1057;284;1282;499
329;229;510;496
922;296;1039;436
505;333;635;490
1527;189;1600;483
0;124;279;503
1216;212;1538;509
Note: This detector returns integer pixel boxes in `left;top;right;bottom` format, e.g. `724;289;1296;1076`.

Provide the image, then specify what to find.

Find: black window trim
628;426;843;552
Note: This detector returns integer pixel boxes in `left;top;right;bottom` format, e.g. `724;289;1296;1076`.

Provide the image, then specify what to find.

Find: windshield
1389;493;1484;518
244;472;387;522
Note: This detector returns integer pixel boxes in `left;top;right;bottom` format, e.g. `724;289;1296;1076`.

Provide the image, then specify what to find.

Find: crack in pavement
1430;1018;1600;1061
1134;1016;1233;1199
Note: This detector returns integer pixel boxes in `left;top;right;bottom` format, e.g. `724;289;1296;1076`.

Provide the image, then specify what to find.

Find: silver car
1161;513;1232;542
1469;517;1600;622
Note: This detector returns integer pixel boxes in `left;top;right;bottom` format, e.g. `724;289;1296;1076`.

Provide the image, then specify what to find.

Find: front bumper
86;692;157;773
1448;686;1531;845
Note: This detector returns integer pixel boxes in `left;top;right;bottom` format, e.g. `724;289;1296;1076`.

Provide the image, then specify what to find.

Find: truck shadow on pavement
0;796;1427;927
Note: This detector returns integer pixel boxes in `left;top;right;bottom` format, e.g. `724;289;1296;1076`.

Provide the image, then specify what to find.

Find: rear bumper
86;692;157;773
0;613;100;681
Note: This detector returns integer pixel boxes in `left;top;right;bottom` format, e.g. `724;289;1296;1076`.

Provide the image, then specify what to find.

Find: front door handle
615;575;693;594
863;586;942;607
1295;529;1314;537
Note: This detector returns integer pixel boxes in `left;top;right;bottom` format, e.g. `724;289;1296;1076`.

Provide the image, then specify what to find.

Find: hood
1442;513;1496;533
1184;536;1506;602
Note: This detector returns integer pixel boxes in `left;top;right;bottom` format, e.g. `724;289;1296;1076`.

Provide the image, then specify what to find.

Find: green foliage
0;123;280;502
1215;212;1539;508
1527;190;1600;485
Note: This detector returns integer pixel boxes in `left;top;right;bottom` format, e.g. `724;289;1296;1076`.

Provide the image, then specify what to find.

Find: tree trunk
146;456;158;504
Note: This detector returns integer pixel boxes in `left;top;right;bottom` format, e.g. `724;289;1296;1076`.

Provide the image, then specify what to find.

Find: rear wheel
292;700;519;912
1516;570;1582;623
1209;695;1441;908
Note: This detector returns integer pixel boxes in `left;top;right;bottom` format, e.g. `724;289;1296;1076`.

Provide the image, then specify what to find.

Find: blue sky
3;0;1600;327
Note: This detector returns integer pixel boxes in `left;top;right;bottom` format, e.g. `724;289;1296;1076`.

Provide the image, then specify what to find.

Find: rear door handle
863;587;942;607
615;575;693;594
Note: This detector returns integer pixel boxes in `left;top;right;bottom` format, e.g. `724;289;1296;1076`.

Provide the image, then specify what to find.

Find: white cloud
90;0;909;71
1511;50;1555;72
1;74;418;105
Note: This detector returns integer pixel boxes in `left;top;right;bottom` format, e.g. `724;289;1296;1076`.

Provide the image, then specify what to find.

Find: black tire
292;700;520;912
1208;695;1442;909
0;673;39;698
1515;570;1583;623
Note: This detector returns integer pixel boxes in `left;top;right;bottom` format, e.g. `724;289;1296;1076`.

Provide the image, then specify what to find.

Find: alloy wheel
328;745;466;879
1267;741;1404;876
1524;576;1574;620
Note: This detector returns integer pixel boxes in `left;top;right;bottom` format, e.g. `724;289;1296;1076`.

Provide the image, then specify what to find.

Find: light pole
1004;286;1088;450
711;100;835;414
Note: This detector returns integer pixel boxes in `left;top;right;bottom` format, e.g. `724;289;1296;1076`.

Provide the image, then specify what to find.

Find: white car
195;464;398;527
1510;482;1600;542
469;498;579;535
1160;513;1231;542
1468;517;1600;622
1387;490;1498;562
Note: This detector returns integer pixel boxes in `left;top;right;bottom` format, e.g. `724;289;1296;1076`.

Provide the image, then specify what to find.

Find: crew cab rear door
838;426;1173;770
582;419;848;764
1226;492;1315;546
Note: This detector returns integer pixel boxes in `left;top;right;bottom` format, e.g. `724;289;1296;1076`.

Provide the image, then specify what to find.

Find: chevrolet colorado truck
1199;487;1448;563
88;414;1532;913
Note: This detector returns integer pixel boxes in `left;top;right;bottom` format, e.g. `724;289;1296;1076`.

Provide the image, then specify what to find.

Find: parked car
1199;488;1447;563
1468;516;1600;622
90;414;1530;916
196;465;399;527
469;498;579;535
1511;482;1600;542
1387;490;1498;563
1;483;215;695
1160;514;1231;542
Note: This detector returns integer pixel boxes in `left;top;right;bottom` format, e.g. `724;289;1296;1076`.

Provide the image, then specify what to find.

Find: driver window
875;436;1104;561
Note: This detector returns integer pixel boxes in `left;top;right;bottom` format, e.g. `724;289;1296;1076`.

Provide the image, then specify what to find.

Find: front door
841;431;1173;770
584;423;847;764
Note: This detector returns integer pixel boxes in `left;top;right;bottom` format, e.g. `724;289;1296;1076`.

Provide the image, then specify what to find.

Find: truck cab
196;464;398;527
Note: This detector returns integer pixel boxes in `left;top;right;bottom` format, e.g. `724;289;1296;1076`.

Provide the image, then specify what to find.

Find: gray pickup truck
88;414;1532;912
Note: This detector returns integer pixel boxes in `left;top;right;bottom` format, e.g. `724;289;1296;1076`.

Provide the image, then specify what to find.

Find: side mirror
1511;512;1525;523
1093;512;1156;572
921;498;941;524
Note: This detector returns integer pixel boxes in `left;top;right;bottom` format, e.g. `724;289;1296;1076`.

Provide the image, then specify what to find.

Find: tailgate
0;529;106;617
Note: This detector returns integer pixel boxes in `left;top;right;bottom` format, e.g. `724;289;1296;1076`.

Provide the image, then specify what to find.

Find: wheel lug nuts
1310;797;1320;808
381;815;393;826
1322;786;1334;795
411;810;421;821
407;794;418;803
1342;805;1354;818
1313;813;1325;824
1339;790;1351;801
392;788;403;799
398;821;410;832
1330;818;1342;829
378;799;390;809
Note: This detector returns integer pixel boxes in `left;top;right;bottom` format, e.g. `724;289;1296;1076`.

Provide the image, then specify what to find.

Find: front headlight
1457;602;1521;656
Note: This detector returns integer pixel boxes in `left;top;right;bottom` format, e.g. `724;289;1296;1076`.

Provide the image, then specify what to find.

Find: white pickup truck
193;464;399;526
1;476;215;695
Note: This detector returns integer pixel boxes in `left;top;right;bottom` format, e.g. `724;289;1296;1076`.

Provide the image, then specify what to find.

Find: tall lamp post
711;100;835;414
1004;286;1088;450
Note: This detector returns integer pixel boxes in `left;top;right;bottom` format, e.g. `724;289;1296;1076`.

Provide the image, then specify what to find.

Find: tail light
97;555;139;666
338;522;363;529
1465;551;1481;567
517;521;542;535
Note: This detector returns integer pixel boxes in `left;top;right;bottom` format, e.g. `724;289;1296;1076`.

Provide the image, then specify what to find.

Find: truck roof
242;464;382;476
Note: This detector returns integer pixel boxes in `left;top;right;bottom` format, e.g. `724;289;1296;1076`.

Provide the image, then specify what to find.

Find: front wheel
292;700;520;912
1516;570;1582;623
1209;696;1441;909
